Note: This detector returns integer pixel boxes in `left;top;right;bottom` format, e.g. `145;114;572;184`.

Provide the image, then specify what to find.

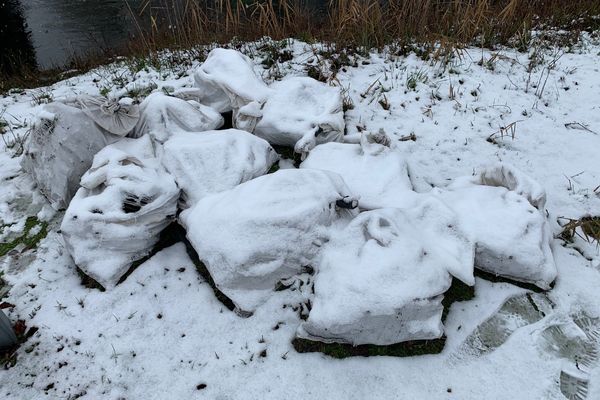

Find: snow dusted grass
0;37;600;398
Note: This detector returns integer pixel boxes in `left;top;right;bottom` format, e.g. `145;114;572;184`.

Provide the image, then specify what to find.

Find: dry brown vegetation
129;0;600;51
2;0;600;91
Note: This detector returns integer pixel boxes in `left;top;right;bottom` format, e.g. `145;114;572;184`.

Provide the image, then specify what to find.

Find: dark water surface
1;0;153;71
1;0;326;73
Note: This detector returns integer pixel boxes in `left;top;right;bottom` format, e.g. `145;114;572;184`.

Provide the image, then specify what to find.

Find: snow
161;129;278;207
300;132;414;209
180;169;357;313
60;136;179;289
252;76;345;155
299;198;474;345
133;92;223;144
1;37;600;399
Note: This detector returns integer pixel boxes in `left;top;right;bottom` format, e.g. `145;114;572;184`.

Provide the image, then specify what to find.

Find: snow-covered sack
133;92;223;144
161;129;279;207
22;98;138;209
180;169;358;313
438;164;556;289
61;136;179;289
250;76;345;155
301;132;413;209
298;198;475;346
192;48;271;113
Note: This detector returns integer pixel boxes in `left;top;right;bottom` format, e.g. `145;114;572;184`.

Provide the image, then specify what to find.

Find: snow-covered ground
1;37;600;399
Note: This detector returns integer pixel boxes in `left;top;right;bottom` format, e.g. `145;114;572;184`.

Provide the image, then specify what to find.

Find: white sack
21;101;131;209
438;164;556;289
193;48;271;113
61;136;179;289
298;198;475;346
133;92;223;144
300;132;413;209
162;129;278;207
180;169;358;313
249;76;345;156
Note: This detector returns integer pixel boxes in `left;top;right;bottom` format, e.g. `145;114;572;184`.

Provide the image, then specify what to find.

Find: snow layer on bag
180;169;358;313
193;48;271;113
251;76;345;155
300;133;413;209
21;102;125;210
132;92;223;144
299;199;475;346
61;136;179;289
161;129;279;207
439;165;556;289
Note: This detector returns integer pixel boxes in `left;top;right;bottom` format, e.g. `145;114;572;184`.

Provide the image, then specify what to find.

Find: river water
1;0;161;71
1;0;326;73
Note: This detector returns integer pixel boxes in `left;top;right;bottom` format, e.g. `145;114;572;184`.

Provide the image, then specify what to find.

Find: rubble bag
61;135;179;289
437;163;556;289
161;129;279;208
21;97;139;209
180;169;358;314
250;76;345;156
133;92;224;144
298;198;475;346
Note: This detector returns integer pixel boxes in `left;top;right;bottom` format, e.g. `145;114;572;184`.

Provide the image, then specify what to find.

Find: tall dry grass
3;0;600;91
127;0;600;53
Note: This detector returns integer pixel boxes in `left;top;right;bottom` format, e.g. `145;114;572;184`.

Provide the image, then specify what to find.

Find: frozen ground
1;37;600;399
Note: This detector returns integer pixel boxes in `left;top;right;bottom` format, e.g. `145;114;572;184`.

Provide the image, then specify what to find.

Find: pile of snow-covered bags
21;47;558;351
296;136;557;346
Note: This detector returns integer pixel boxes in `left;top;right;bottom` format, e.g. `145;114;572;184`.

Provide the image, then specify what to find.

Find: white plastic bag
192;48;271;113
300;132;413;209
438;163;556;289
250;76;345;156
61;136;179;289
180;169;358;313
22;101;133;209
133;92;224;144
298;198;474;346
162;129;278;207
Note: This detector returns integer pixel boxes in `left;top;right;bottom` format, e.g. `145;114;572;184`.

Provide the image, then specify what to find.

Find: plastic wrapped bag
192;48;271;113
61;136;179;289
438;163;556;289
21;99;137;209
300;132;413;209
298;198;474;346
133;92;224;144
180;169;358;314
162;129;278;207
248;76;345;156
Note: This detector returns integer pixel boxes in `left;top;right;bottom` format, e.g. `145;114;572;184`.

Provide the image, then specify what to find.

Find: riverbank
2;0;600;92
1;34;599;398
